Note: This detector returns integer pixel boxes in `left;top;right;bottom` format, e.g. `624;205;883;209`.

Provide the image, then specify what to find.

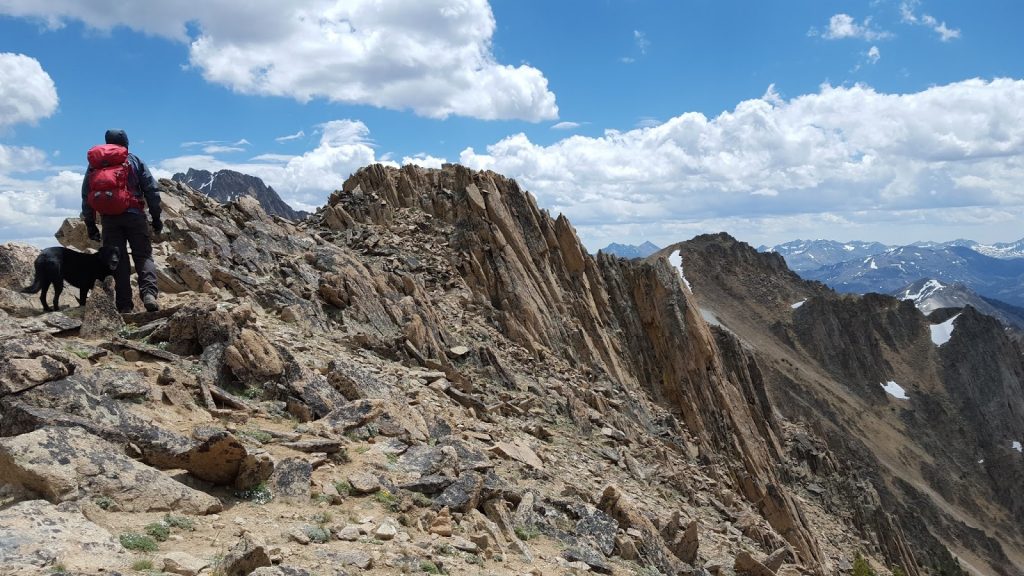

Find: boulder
269;457;312;502
162;551;211;576
217;533;272;576
54;218;100;251
735;551;776;576
562;546;613;574
287;372;347;419
434;472;484;512
0;242;38;290
327;359;392;399
0;427;222;514
0;335;84;395
79;276;123;339
223;328;285;384
4;374;258;486
0;500;123;573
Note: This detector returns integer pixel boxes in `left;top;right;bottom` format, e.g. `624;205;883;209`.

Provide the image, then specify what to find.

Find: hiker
81;129;163;312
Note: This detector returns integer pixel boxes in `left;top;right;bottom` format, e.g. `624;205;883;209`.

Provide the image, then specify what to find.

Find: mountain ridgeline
766;239;1024;308
172;168;306;221
0;164;1021;575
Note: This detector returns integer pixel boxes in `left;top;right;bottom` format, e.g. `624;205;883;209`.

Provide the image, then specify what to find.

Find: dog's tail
20;273;42;294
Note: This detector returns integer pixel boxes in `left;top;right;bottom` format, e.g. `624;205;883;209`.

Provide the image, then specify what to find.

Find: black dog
20;246;121;312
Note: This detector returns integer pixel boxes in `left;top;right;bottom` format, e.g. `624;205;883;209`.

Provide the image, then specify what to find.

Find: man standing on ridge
81;129;162;312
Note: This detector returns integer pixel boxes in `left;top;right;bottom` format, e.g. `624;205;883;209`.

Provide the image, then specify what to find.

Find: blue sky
2;0;1023;250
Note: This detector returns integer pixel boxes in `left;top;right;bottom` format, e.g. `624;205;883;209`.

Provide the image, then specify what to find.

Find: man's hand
151;217;163;235
87;224;101;242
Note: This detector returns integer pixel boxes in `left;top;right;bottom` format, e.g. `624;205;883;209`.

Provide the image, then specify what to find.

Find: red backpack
86;144;142;215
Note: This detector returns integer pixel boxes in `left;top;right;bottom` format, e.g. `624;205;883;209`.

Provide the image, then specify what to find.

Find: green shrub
131;559;154;571
334;480;354;496
420;560;444;574
144;522;169;542
163;513;194;531
119;532;158;552
853;553;878;576
234;482;273;504
303;525;331;543
374;488;398;511
514;524;541;541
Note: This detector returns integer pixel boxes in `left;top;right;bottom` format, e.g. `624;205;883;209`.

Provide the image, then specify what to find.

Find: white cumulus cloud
401;154;447;169
459;78;1024;248
867;46;881;64
0;53;58;131
818;14;892;41
0;0;557;121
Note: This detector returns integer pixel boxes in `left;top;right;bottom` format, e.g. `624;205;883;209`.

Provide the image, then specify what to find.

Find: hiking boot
143;294;159;312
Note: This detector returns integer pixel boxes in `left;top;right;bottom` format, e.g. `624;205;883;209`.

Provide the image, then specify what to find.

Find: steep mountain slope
801;245;1024;307
668;234;1024;576
763;239;891;272
600;241;661;259
895;279;1024;332
172;168;306;220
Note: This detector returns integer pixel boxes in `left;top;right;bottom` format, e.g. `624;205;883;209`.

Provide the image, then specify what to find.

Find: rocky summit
1;164;1022;576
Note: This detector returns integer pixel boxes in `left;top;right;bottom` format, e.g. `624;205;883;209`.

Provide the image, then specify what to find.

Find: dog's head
97;246;121;274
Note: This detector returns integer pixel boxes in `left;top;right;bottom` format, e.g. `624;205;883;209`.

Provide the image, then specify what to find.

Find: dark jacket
81;152;162;226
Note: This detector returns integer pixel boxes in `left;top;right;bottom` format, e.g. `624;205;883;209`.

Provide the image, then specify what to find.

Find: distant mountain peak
172;168;306;221
601;241;661;259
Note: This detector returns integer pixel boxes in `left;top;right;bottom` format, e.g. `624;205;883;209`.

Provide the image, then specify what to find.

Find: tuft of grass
93;496;115;510
131;559;154;571
514;524;541;541
412;493;434;507
240;386;263;400
234;482;272;504
163;513;194;531
238;427;273;444
420;560;444;574
334;480;354;496
354;445;370;454
853;554;878;576
119;532;158;552
50;565;68;574
312;511;332;525
303;525;331;543
144;522;169;542
374;488;398;511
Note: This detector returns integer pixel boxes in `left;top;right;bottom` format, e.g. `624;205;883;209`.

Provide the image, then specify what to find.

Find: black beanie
105;129;129;147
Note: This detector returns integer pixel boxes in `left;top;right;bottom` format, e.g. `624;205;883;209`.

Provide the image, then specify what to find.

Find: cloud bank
0;0;557;121
459;79;1024;246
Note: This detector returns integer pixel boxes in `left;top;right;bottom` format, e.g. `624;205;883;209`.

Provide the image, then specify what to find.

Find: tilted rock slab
0;427;222;514
0;499;124;574
1;373;267;487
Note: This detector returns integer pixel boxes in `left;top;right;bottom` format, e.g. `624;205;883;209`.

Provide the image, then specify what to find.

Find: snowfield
930;313;961;346
881;380;909;400
669;250;692;291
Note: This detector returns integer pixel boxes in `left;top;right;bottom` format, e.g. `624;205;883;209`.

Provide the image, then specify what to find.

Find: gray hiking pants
100;212;157;310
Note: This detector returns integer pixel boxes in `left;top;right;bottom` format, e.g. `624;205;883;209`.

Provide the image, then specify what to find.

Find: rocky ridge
0;164;991;575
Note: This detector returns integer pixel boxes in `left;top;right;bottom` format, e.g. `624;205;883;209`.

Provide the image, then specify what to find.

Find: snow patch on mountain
902;279;945;303
791;300;806;309
881;381;909;400
669;249;692;291
930;313;961;346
